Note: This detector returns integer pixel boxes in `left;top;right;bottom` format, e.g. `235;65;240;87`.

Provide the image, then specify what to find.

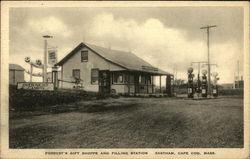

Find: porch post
160;75;162;93
166;75;168;95
152;76;154;93
147;75;149;93
134;72;136;96
138;74;140;94
128;72;130;94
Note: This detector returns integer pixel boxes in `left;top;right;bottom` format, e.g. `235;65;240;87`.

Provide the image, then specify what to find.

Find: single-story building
220;83;234;89
56;42;173;95
9;64;25;85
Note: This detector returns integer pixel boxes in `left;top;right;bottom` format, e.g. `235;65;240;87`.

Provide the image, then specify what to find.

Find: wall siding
9;70;24;85
61;47;124;92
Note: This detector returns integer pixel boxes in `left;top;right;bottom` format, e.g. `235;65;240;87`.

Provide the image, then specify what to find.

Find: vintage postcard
1;1;249;159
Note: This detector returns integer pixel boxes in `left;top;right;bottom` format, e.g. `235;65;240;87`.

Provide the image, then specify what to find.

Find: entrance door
99;70;111;94
134;74;139;93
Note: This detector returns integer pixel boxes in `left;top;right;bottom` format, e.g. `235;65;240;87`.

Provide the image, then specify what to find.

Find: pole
200;25;216;97
44;39;47;82
237;60;240;89
30;64;33;82
43;35;53;82
207;28;211;97
198;63;200;93
159;75;162;93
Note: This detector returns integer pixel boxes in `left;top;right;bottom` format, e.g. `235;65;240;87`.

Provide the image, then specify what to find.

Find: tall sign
48;49;57;66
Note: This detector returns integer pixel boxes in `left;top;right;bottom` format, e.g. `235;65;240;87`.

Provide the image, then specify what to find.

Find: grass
9;97;243;148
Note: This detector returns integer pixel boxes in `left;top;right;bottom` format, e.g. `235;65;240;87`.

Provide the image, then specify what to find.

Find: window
139;75;151;85
113;73;123;84
124;74;128;83
91;68;99;85
81;50;88;62
72;69;80;80
141;76;146;84
130;75;134;83
139;75;147;84
147;76;152;84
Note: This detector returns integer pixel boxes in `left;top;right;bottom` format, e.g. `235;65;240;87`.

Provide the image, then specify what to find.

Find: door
134;74;139;93
99;70;111;94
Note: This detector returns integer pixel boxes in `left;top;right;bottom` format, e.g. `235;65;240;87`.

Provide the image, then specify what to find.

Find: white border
1;1;249;159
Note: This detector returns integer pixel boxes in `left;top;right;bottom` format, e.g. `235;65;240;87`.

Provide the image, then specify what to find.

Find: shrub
9;86;100;110
218;89;243;96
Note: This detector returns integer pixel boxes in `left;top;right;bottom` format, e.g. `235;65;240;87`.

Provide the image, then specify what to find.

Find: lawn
9;96;243;148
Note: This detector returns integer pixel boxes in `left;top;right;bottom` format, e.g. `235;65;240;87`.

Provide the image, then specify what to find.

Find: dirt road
9;97;243;148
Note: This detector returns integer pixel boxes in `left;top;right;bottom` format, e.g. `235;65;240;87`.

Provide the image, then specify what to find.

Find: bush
9;85;100;110
219;89;243;96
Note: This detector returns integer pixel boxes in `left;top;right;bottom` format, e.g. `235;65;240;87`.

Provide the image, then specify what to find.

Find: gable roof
56;42;172;75
9;64;25;71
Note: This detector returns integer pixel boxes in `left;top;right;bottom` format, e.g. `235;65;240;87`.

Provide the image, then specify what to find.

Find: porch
99;70;174;96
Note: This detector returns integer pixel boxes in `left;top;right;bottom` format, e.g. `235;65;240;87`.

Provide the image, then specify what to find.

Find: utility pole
173;65;177;85
175;67;177;82
200;25;217;97
237;60;240;89
43;35;53;82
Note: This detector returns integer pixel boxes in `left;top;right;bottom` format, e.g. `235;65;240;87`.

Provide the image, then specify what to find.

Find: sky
9;7;244;84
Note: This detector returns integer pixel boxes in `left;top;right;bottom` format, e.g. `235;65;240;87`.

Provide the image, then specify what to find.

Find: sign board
48;49;57;65
141;65;158;72
202;89;206;94
17;82;54;90
213;89;217;94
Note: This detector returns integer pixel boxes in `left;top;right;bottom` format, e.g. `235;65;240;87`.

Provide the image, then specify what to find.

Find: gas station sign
17;82;54;91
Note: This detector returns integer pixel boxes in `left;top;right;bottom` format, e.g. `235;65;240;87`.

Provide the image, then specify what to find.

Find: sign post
43;35;53;82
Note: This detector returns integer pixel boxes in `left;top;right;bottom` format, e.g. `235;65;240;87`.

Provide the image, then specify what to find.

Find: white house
56;42;173;95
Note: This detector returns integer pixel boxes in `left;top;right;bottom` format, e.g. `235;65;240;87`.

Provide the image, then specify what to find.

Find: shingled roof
56;42;172;75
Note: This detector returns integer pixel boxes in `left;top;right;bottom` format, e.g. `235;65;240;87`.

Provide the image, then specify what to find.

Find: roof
56;42;172;75
9;64;25;71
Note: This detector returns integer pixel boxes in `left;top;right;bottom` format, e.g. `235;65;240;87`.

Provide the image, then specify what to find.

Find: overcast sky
9;7;244;83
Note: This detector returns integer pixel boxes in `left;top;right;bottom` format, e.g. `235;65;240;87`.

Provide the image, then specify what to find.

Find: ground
9;96;243;148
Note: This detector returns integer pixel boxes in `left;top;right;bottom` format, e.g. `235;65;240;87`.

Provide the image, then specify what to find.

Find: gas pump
166;75;174;97
187;67;194;98
212;72;219;97
201;70;208;98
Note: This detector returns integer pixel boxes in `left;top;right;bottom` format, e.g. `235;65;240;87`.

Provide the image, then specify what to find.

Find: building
56;42;173;95
234;80;244;89
9;64;25;85
220;83;234;89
